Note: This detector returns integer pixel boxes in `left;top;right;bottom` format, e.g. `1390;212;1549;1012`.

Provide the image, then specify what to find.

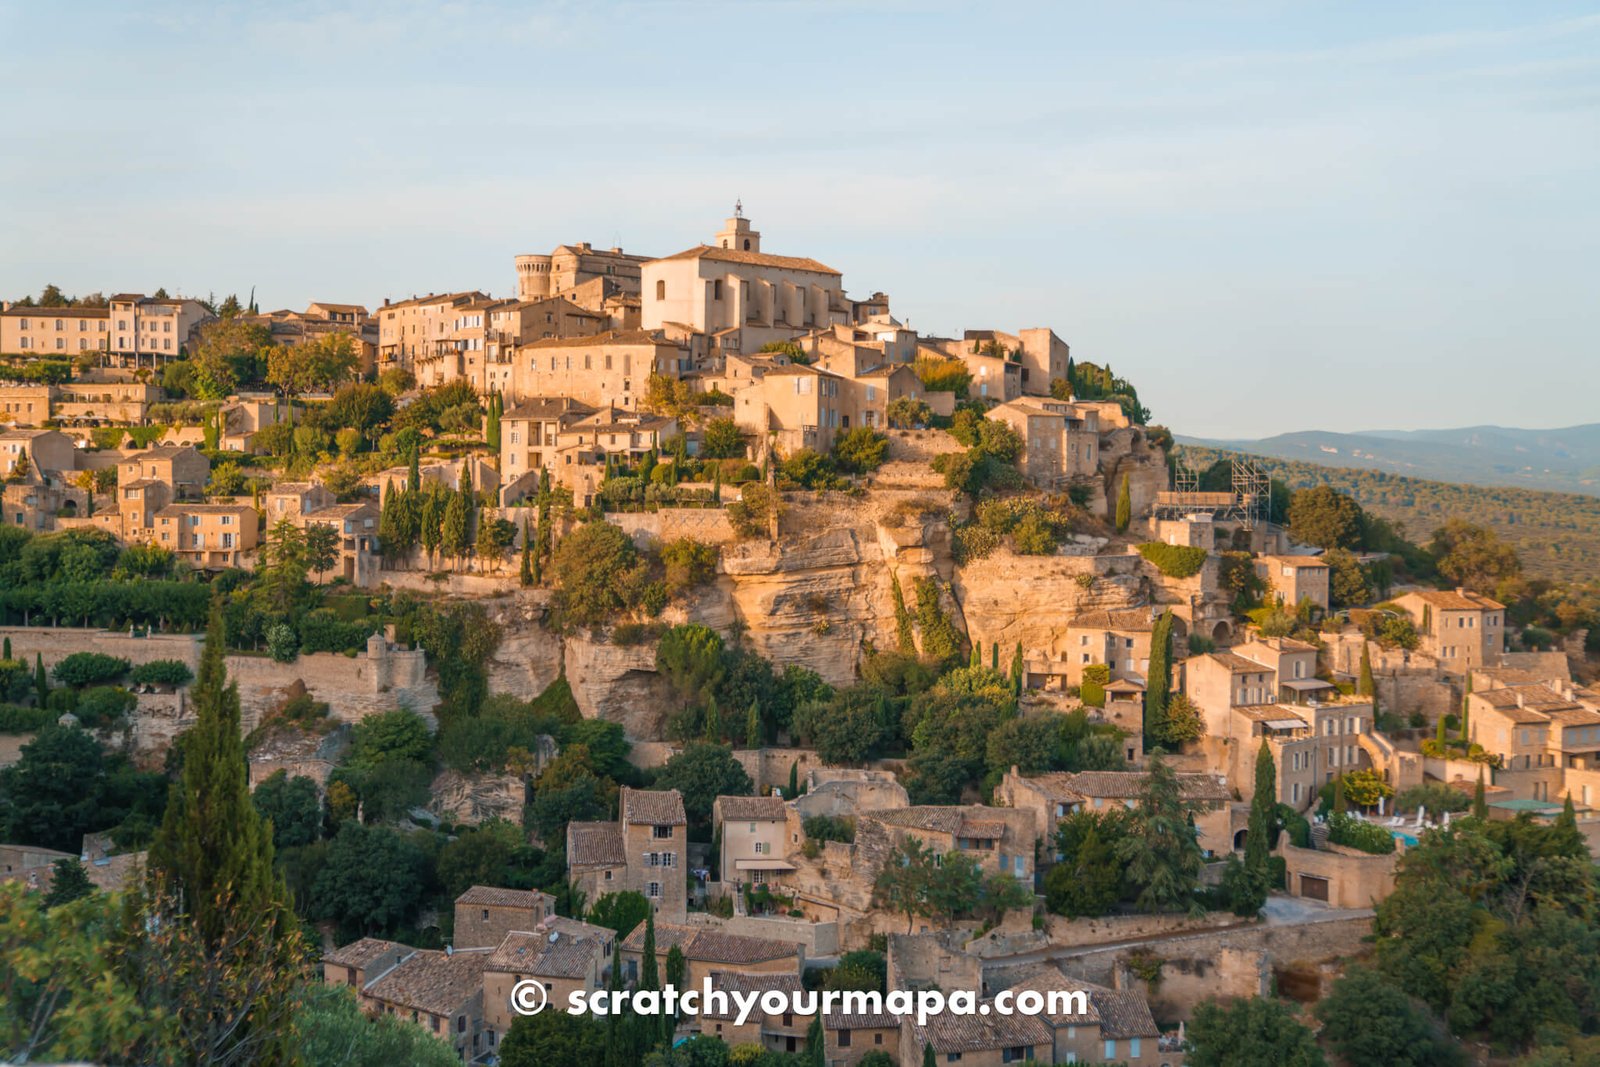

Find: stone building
641;212;852;355
481;916;614;1047
515;241;654;303
1393;587;1507;678
856;804;1038;884
118;444;208;498
375;291;488;372
1254;555;1330;612
153;502;258;569
107;294;214;367
619;919;803;989
996;768;1232;859
0;304;110;355
712;794;790;891
0;428;76;478
452;885;554;950
566;787;689;921
508;329;687;410
988;396;1101;488
697;971;808;1053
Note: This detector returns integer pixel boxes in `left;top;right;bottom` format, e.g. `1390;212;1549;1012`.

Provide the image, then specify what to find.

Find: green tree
499;1007;605;1067
441;487;469;567
700;417;745;459
655;743;752;835
1358;641;1375;698
140;597;303;1066
1429;519;1521;593
1116;751;1204;914
485;391;502;451
1316;967;1463;1067
310;821;429;939
252;770;322;849
1115;472;1131;532
1287;485;1365;550
1244;739;1276;882
190;318;273;399
350;708;434;767
832;427;889;475
585;890;651;936
1144;610;1173;747
1187;996;1326;1067
43;857;95;907
792;687;888;765
0;726;110;850
303;522;340;583
295;984;459;1067
1044;820;1121;917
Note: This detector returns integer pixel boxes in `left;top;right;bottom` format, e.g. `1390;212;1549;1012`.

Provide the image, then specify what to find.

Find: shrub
727;483;780;539
266;624;299;663
778;449;844;490
700;417;745;460
913;356;971;395
832;427;889;475
73;686;137;727
660;538;718;595
129;659;194;687
52;652;131;687
802;814;855;844
1135;542;1208;578
1326;812;1396;855
0;704;54;732
1080;664;1110;708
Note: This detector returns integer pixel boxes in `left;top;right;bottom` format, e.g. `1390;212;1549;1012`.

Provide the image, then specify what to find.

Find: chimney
1516;691;1525;708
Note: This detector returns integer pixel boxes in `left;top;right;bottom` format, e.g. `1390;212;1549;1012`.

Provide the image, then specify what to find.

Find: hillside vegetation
1179;445;1600;583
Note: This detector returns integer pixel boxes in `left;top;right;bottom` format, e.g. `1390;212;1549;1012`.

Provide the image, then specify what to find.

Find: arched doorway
1211;619;1233;644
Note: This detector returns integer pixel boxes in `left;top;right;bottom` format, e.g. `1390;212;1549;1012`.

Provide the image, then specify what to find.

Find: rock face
482;592;564;701
428;769;527;826
562;634;678;736
690;494;957;687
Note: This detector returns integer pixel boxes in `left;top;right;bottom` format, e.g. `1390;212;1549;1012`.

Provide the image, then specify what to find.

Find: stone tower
714;202;761;253
514;253;553;301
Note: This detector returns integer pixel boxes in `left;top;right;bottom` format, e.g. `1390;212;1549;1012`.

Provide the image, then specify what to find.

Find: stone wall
1281;837;1398;909
731;746;823;796
1048;914;1374;1018
608;508;736;548
679;911;834;958
0;627;438;758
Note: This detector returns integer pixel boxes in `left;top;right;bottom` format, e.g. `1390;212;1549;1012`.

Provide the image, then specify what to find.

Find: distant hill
1176;445;1600;584
1176;424;1600;497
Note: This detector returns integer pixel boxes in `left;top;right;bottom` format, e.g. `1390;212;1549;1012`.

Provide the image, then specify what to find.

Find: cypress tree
143;597;302;1063
1010;641;1025;695
1473;768;1488;820
640;448;656;483
891;574;916;655
34;652;47;705
407;444;420;493
441;489;468;568
969;645;981;670
1143;610;1174;750
664;943;686;1044
1357;642;1374;697
923;1043;937;1067
712;463;722;503
703;696;721;743
806;1016;825;1066
1244;740;1276;890
788;759;799;800
1435;714;1447;746
1460;673;1473;742
2;636;9;659
991;640;999;671
639;913;661;1053
746;700;761;748
485;391;502;452
1115;473;1132;533
603;941;624;1067
520;516;534;587
1333;774;1348;814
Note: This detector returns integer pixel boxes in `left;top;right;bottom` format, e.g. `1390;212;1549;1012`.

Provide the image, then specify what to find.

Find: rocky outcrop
561;633;677;736
428;769;527;826
952;549;1149;657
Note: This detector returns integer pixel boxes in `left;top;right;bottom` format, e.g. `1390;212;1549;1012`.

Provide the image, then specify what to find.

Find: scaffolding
1153;456;1272;527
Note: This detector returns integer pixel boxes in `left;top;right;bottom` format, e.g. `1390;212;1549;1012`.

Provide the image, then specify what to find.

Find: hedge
0;704;54;733
0;581;210;630
1135;542;1210;579
1326;812;1396;855
129;659;194;687
52;652;132;687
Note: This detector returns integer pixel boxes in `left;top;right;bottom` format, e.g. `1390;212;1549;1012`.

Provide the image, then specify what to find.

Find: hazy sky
3;1;1596;438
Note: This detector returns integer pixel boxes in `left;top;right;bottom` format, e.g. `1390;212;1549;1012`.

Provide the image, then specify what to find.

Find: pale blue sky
3;1;1596;437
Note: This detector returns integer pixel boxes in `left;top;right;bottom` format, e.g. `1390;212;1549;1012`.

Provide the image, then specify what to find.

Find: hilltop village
3;211;1598;1066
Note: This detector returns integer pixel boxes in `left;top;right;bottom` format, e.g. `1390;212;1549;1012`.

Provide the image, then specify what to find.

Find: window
656;280;666;300
652;824;672;839
838;1030;851;1048
1105;1040;1117;1060
646;881;661;898
714;280;723;300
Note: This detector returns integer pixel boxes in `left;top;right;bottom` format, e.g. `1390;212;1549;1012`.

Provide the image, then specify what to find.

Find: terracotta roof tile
911;1001;1052;1053
363;947;491;1016
622;787;687;826
716;795;787;822
621;921;799;966
566;821;625;868
654;245;841;275
455;885;550;910
323;937;403;969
